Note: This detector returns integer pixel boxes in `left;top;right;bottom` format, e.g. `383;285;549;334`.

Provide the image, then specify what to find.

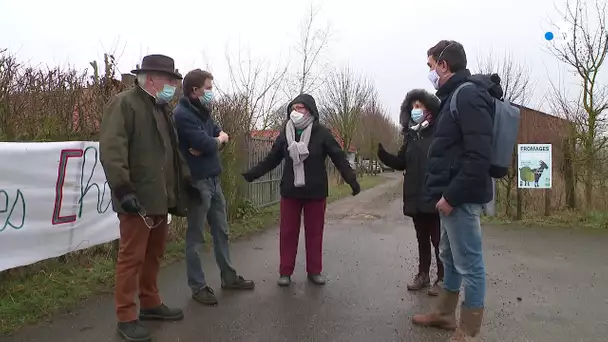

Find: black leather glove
242;172;255;183
185;183;202;203
351;182;361;196
120;193;142;214
377;143;386;154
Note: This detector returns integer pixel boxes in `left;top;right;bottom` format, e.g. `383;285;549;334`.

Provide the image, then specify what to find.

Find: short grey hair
136;73;148;86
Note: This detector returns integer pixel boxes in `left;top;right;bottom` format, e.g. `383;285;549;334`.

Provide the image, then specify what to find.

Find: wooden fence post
516;187;523;220
544;188;551;216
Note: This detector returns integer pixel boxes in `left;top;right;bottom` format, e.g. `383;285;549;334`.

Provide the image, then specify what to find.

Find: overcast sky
0;0;593;124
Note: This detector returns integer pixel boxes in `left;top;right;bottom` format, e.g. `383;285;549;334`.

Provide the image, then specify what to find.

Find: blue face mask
199;90;214;104
411;108;425;123
156;84;176;103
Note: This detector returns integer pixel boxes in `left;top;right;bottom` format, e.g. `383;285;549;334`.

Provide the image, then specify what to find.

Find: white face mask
290;110;305;124
428;69;440;90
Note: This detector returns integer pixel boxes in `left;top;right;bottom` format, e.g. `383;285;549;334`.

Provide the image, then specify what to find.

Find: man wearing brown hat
100;54;201;342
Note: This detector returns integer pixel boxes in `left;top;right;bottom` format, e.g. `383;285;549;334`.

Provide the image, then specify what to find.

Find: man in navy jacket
174;69;254;306
412;40;497;341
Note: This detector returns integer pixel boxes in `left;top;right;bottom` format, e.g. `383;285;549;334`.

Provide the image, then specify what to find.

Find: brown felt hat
131;54;182;79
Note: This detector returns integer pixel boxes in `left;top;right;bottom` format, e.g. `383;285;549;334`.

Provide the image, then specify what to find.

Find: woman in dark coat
243;93;360;287
377;89;443;296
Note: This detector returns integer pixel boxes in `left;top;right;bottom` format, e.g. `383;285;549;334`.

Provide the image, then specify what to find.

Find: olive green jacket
99;86;192;217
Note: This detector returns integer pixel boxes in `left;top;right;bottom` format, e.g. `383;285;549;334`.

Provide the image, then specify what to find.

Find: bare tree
355;94;399;160
476;51;535;106
221;45;289;130
547;71;586;209
263;102;289;130
548;0;608;207
291;3;331;95
476;52;535;217
320;66;374;175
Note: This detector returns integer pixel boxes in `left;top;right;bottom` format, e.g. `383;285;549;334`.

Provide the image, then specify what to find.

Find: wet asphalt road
4;173;608;342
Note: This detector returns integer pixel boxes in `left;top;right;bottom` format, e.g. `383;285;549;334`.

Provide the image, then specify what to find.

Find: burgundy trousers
411;213;443;279
279;197;327;276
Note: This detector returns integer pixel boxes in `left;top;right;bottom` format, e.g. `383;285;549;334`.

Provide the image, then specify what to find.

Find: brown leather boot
450;307;484;341
411;288;459;330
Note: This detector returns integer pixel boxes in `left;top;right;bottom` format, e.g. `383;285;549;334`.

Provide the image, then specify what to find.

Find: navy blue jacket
424;70;498;207
174;97;222;181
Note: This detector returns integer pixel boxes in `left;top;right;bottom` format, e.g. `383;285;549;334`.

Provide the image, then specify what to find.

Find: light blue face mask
411;108;425;123
199;90;214;104
156;84;176;103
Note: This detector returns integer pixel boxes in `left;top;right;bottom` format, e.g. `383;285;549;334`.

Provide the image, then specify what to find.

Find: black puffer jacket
424;69;503;207
243;94;358;199
378;89;440;217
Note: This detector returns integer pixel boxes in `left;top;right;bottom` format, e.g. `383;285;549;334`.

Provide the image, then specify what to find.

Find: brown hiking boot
407;272;430;291
411;289;459;330
427;279;443;296
450;307;484;341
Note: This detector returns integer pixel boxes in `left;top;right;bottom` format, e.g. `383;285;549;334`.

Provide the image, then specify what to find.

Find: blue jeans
185;177;237;293
439;203;485;308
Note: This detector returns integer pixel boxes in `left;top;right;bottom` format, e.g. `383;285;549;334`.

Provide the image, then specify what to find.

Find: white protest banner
0;141;171;272
517;144;552;189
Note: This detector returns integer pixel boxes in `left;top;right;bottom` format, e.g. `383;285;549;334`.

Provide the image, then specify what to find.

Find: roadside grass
0;174;387;336
482;209;608;231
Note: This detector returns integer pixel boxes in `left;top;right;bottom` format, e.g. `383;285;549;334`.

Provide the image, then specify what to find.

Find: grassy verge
482;209;608;230
0;174;387;336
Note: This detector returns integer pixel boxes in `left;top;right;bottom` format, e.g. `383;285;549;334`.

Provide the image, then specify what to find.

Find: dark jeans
185;177;237;293
279;197;327;276
412;213;443;279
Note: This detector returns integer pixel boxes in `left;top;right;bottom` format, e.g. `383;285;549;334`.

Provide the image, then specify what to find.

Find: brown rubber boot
450;307;484;341
411;289;459;330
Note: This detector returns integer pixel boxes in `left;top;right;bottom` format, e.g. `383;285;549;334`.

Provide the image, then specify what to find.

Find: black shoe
192;286;218;305
116;320;151;342
221;275;255;290
307;274;326;285
139;303;184;321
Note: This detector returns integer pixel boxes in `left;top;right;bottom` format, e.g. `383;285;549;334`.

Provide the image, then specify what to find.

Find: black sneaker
221;275;255;290
139;303;184;321
116;320;151;342
192;286;218;305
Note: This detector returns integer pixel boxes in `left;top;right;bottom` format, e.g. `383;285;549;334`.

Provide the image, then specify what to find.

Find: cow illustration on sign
519;160;548;187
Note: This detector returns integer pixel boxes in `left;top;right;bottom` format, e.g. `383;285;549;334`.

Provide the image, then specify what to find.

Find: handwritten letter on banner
0;141;172;272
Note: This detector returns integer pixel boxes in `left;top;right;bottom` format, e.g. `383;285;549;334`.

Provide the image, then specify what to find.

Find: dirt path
5;173;608;341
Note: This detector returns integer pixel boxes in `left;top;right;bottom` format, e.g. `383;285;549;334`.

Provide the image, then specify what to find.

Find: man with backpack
411;40;517;341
